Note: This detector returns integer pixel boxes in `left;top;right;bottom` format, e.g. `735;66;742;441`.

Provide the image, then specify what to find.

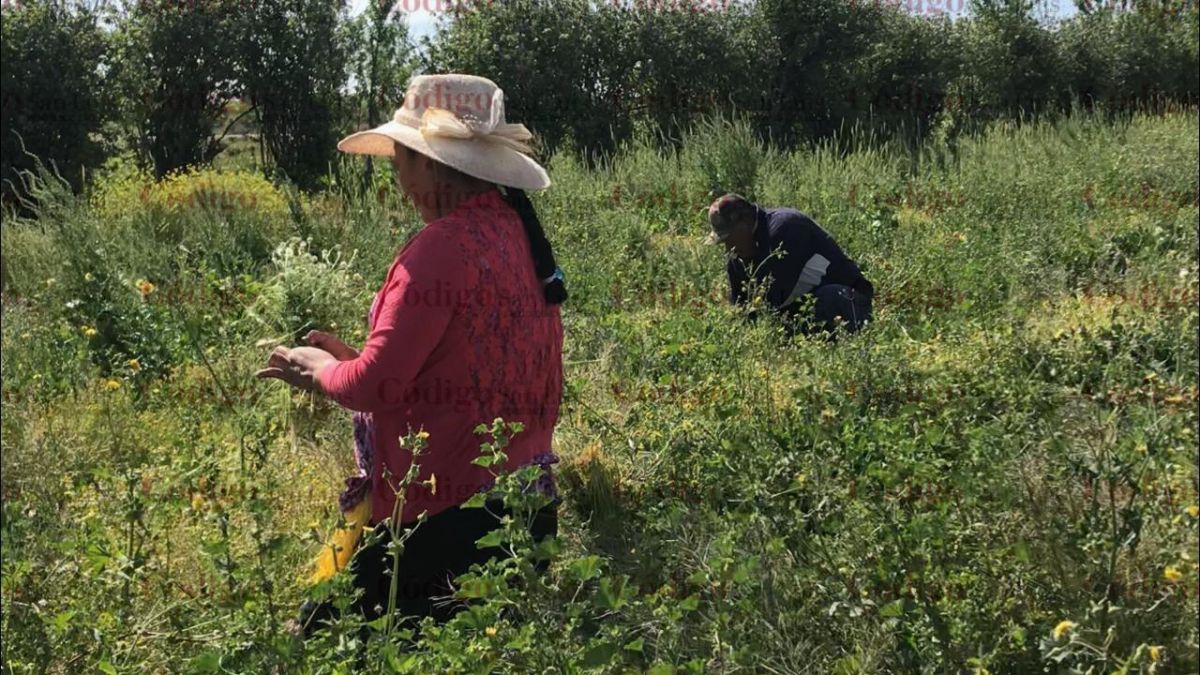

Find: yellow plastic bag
310;496;373;584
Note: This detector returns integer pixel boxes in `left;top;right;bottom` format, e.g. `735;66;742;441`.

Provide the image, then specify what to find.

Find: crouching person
706;193;874;335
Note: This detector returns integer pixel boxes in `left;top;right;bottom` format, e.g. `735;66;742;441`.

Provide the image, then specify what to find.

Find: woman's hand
255;346;339;391
304;330;359;360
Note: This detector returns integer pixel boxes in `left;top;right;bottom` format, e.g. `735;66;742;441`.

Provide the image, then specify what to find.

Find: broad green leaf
582;641;618;668
568;555;603;582
475;529;505;549
594;575;632;611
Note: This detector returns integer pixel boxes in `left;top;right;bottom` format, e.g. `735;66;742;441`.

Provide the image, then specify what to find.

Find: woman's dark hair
503;187;567;305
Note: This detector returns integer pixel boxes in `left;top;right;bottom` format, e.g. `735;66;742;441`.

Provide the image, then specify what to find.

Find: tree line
2;0;1196;199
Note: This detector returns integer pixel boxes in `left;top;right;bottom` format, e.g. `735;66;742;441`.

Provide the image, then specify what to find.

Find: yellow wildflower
136;279;156;299
128;358;141;372
84;272;94;282
426;474;438;496
1052;620;1076;640
1187;505;1198;519
416;430;430;442
103;378;122;391
485;626;498;637
1149;645;1163;662
1163;565;1183;583
82;326;98;338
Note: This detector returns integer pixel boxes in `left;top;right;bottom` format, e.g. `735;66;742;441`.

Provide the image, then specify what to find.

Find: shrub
108;0;240;178
1055;12;1119;108
958;0;1062;119
89;162;293;274
424;0;638;158
246;237;373;342
1108;9;1200;108
150;167;290;224
0;0;109;201
681;115;766;203
854;10;962;138
235;0;349;190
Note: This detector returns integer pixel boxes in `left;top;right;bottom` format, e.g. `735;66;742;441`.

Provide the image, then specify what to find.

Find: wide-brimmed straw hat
337;74;550;191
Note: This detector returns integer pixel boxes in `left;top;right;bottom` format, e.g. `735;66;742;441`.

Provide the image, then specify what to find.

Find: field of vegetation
2;110;1198;673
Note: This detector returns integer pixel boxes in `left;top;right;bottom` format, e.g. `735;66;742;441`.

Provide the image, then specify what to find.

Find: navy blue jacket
727;206;872;310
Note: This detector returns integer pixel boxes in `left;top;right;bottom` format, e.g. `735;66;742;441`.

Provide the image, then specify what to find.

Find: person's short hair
708;193;756;234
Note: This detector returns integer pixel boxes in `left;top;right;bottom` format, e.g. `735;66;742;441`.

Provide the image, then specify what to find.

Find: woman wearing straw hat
255;74;565;635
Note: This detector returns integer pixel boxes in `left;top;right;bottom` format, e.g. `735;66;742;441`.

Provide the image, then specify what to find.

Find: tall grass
2;109;1197;673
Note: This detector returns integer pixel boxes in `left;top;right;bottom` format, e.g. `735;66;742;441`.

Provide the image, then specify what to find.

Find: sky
348;1;440;40
397;6;439;40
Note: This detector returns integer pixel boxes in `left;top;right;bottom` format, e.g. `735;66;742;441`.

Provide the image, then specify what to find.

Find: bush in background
424;0;636;158
3;0;1197;201
108;0;242;179
236;0;350;190
0;0;109;201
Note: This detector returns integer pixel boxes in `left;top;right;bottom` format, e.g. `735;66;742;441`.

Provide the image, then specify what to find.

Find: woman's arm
316;227;464;413
305;330;360;360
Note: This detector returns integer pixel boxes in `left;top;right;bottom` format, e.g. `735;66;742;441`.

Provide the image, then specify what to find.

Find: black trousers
772;284;873;336
299;496;558;637
805;283;873;334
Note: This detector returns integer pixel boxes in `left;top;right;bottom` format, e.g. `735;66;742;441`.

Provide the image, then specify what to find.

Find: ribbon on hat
417;88;534;155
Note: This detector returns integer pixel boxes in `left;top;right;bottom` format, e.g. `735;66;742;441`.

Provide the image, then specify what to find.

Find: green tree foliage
0;0;108;198
852;10;962;137
3;0;1197;194
106;0;349;187
621;2;768;143
1106;8;1200;105
1056;10;1121;107
424;0;636;157
342;0;417;182
344;0;415;130
109;0;242;179
236;0;350;190
753;0;893;143
960;0;1063;118
423;0;1196;156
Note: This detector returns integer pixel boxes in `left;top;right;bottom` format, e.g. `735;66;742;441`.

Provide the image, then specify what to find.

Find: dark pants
789;284;873;335
298;496;558;637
